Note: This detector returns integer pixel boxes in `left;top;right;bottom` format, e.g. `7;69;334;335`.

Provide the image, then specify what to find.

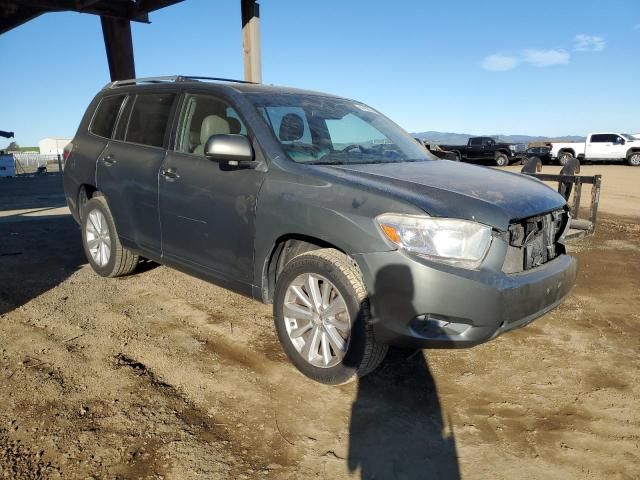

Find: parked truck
549;133;640;166
439;136;523;167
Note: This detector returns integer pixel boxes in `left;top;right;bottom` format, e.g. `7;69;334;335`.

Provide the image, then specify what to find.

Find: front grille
503;209;569;273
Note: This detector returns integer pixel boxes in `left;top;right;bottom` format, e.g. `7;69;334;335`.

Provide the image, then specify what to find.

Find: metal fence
12;153;60;168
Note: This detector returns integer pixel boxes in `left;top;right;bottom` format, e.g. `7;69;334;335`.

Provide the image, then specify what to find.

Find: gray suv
63;76;576;384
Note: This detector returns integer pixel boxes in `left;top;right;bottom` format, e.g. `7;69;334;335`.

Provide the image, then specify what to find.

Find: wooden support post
241;0;262;83
101;16;136;81
589;175;602;233
572;178;582;220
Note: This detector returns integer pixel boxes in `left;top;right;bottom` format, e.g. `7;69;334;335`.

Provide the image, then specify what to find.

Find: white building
39;137;71;155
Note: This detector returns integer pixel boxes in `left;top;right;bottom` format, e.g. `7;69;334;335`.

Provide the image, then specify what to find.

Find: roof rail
181;76;257;84
103;75;256;89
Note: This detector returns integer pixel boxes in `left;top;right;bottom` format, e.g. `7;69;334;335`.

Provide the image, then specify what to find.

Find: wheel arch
74;184;98;222
626;147;640;158
558;148;576;156
260;234;352;304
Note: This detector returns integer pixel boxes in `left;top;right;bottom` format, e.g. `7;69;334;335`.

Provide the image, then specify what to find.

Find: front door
158;92;265;285
96;92;176;254
608;134;628;160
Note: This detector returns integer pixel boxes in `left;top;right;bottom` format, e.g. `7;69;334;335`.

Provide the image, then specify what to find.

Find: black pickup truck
440;136;523;166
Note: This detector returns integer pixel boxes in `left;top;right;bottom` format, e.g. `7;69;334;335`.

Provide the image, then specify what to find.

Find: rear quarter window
90;95;125;138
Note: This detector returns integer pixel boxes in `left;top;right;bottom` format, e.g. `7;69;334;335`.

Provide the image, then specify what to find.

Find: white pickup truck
549;133;640;166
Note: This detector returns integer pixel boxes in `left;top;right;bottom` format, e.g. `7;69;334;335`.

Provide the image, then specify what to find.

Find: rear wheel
82;196;139;277
495;153;509;167
627;152;640;166
273;249;387;384
558;151;573;166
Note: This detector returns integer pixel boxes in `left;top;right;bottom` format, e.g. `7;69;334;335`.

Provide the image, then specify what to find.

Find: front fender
252;171;423;293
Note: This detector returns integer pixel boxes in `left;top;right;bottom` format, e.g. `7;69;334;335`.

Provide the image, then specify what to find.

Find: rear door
585;134;610;159
96;91;177;255
158;92;265;286
467;138;483;159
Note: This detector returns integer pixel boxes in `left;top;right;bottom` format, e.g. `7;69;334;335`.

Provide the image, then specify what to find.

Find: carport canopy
0;0;262;82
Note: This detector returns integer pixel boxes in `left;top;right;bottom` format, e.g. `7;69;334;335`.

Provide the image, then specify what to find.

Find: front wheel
273;249;387;385
495;153;509;167
82;196;139;278
627;152;640;166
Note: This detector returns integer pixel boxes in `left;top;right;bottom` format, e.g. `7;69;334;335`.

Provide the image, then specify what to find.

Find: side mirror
204;134;257;167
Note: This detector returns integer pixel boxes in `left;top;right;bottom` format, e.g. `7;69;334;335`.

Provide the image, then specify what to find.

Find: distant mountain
412;131;585;145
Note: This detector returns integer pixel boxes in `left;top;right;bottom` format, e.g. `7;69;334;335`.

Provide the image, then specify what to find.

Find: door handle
160;167;180;180
102;154;116;166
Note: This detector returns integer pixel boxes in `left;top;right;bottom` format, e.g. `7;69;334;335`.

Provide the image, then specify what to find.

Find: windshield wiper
304;160;345;165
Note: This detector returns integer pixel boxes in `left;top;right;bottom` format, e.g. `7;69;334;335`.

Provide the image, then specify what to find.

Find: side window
125;93;176;148
260;106;312;144
90;95;125;138
175;94;248;155
590;134;606;143
469;138;481;146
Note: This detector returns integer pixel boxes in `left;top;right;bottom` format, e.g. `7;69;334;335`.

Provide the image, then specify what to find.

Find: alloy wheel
85;209;111;267
283;273;351;368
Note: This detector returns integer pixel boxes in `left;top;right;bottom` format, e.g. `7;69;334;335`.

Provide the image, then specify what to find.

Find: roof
101;75;345;99
0;0;184;35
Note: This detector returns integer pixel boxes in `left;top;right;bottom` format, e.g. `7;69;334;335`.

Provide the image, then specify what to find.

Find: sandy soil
504;164;640;218
0;168;639;479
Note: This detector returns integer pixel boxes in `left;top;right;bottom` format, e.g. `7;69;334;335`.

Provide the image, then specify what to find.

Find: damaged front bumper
353;244;577;349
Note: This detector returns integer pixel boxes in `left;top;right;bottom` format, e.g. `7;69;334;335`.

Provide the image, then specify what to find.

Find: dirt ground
0;167;638;479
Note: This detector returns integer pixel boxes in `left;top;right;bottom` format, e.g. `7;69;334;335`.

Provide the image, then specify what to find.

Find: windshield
621;133;635;140
247;93;433;165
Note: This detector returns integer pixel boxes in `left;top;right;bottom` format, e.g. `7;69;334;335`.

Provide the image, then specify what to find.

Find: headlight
376;214;492;269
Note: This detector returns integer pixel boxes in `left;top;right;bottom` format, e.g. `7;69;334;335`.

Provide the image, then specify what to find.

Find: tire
273;249;388;385
81;196;139;278
558;151;573;166
495;153;509;167
627;152;640;167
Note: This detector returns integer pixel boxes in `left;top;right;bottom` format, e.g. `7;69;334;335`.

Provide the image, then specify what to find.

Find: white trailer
0;153;16;177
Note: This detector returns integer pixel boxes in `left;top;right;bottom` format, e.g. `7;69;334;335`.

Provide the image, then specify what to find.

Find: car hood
317;161;566;231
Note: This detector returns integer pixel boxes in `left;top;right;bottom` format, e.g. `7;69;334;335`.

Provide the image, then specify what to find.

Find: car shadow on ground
0;215;85;316
0;175;67;211
348;349;460;479
347;265;460;479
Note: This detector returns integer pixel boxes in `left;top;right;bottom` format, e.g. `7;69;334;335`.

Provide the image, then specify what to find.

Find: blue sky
1;0;639;147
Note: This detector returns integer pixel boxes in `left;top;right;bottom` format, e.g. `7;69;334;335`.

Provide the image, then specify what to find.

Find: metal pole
57;153;62;174
101;16;136;81
241;0;262;83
